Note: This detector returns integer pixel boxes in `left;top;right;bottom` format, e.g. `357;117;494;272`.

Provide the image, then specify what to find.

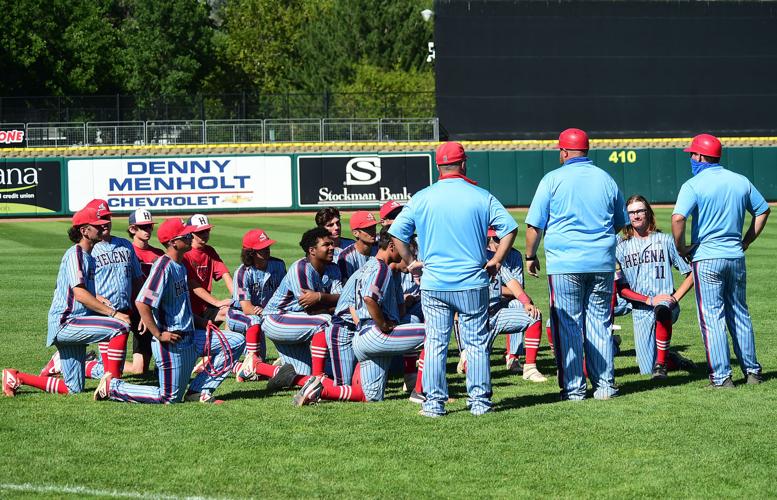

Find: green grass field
1;209;775;499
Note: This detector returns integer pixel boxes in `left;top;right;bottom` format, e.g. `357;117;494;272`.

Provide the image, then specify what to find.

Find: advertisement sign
0;127;26;148
297;154;432;208
67;156;293;212
0;160;62;214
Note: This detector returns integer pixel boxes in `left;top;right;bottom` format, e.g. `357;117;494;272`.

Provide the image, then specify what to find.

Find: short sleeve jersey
93;236;143;311
230;257;286;310
673;165;769;262
332;266;364;324
333;237;356;260
485;247;524;309
136;254;194;333
337;244;376;281
133;244;165;279
353;257;399;323
47;245;97;345
263;258;343;315
183;245;230;314
616;232;692;297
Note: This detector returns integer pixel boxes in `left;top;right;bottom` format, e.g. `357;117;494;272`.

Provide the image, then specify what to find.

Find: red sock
310;330;328;376
85;360;100;378
524;321;542;364
656;318;672;366
415;350;425;393
245;324;261;357
18;372;69;394
546;324;555;354
403;354;418;374
255;361;280;379
103;333;129;377
320;375;365;401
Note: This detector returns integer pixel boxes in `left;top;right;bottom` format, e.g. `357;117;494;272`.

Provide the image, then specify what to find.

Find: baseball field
1;208;775;499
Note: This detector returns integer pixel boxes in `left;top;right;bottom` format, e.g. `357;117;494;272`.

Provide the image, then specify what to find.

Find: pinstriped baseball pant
263;312;331;375
548;273;616;400
421;287;490;416
692;258;761;385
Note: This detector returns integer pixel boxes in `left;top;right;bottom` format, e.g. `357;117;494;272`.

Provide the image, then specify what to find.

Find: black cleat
267;363;297;392
651;363;668;380
708;377;735;389
746;373;764;385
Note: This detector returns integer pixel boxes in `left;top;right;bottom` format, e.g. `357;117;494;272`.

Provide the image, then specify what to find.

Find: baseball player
315;207;355;259
380;200;403;226
672;134;770;387
615;195;696;378
3;208;130;397
228;229;286;381
389;141;518;417
94;218;245;404
292;229;426;406
525;128;627;401
246;227;342;383
184;214;233;325
125;208;164;375
337;210;378;281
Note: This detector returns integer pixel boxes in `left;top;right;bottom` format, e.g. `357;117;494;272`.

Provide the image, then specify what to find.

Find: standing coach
672;134;769;388
389;142;518;417
525;128;627;401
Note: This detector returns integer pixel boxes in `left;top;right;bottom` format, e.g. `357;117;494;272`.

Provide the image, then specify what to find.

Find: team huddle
1;130;770;415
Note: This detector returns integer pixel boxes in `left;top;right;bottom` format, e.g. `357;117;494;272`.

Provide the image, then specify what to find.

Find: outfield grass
1;209;775;499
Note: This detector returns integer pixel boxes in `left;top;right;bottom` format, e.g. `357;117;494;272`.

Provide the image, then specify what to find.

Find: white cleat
522;364;547;383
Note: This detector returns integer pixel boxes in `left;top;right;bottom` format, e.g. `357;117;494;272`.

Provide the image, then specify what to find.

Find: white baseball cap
187;213;213;231
128;209;154;225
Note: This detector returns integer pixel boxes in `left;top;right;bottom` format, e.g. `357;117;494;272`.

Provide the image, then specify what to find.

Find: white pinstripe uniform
325;267;362;386
615;232;691;374
262;258;342;375
488;248;538;356
351;257;425;401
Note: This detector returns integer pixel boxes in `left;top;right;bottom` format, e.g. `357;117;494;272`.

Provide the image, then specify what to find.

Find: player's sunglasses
172;234;194;243
627;209;647;215
135;224;154;231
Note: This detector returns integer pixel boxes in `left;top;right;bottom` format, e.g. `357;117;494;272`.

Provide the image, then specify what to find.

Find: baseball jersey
526;157;627;274
47;245;97;345
333;237;356;260
263;258;343;315
93;236;143;311
133;244;165;278
337;243;377;281
486;247;524;310
136;255;194;333
616;232;691;297
332;266;364;324
183;245;230;315
389;176;517;291
230;257;286;309
673;165;769;262
353;257;400;323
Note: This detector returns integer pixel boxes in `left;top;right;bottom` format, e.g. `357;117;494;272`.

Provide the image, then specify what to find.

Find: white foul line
0;483;239;500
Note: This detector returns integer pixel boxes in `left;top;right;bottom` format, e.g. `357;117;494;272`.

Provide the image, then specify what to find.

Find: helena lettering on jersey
622;247;666;269
174;279;187;297
94;250;130;266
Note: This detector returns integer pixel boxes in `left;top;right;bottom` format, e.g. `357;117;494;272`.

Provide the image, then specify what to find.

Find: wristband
517;292;533;306
110;307;117;317
525;255;538;261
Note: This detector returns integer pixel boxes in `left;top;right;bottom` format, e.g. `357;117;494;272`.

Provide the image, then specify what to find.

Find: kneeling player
3;208;130;397
615;195;696;378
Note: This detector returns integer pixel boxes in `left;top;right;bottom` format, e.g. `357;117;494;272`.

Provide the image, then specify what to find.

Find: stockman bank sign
297;154;432;208
67;156;292;212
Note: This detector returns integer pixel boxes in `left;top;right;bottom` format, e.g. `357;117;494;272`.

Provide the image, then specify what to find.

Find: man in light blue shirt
525;128;627;401
389;141;518;417
672;133;770;388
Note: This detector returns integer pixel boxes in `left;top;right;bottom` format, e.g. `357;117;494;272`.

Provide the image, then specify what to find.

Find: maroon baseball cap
349;210;378;230
86;198;112;218
487;227;497;238
436;142;467;166
380;200;403;220
72;207;110;227
242;229;276;250
157;218;196;244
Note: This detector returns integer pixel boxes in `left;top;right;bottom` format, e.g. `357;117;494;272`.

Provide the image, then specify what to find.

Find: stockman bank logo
345;157;381;185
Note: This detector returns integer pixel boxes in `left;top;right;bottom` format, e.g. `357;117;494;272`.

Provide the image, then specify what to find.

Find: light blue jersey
337;244;375;281
673;165;768;262
93;236;143;311
333;237;356;260
616;232;691;297
353;257;399;323
230;257;286;310
526;157;627;274
47;245;97;346
332;266;364;324
136;255;193;333
486;248;523;310
263;258;343;315
389;177;517;291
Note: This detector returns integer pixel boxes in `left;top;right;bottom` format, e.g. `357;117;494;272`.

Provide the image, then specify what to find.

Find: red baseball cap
157;218;196;244
86;198;112;218
436;142;467;166
557;128;589;150
187;213;213;231
350;210;378;230
72;207;111;227
380;200;403;220
487;227;497;238
242;229;276;250
683;133;722;157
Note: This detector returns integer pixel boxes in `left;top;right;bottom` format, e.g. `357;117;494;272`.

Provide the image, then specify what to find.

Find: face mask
690;158;718;176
